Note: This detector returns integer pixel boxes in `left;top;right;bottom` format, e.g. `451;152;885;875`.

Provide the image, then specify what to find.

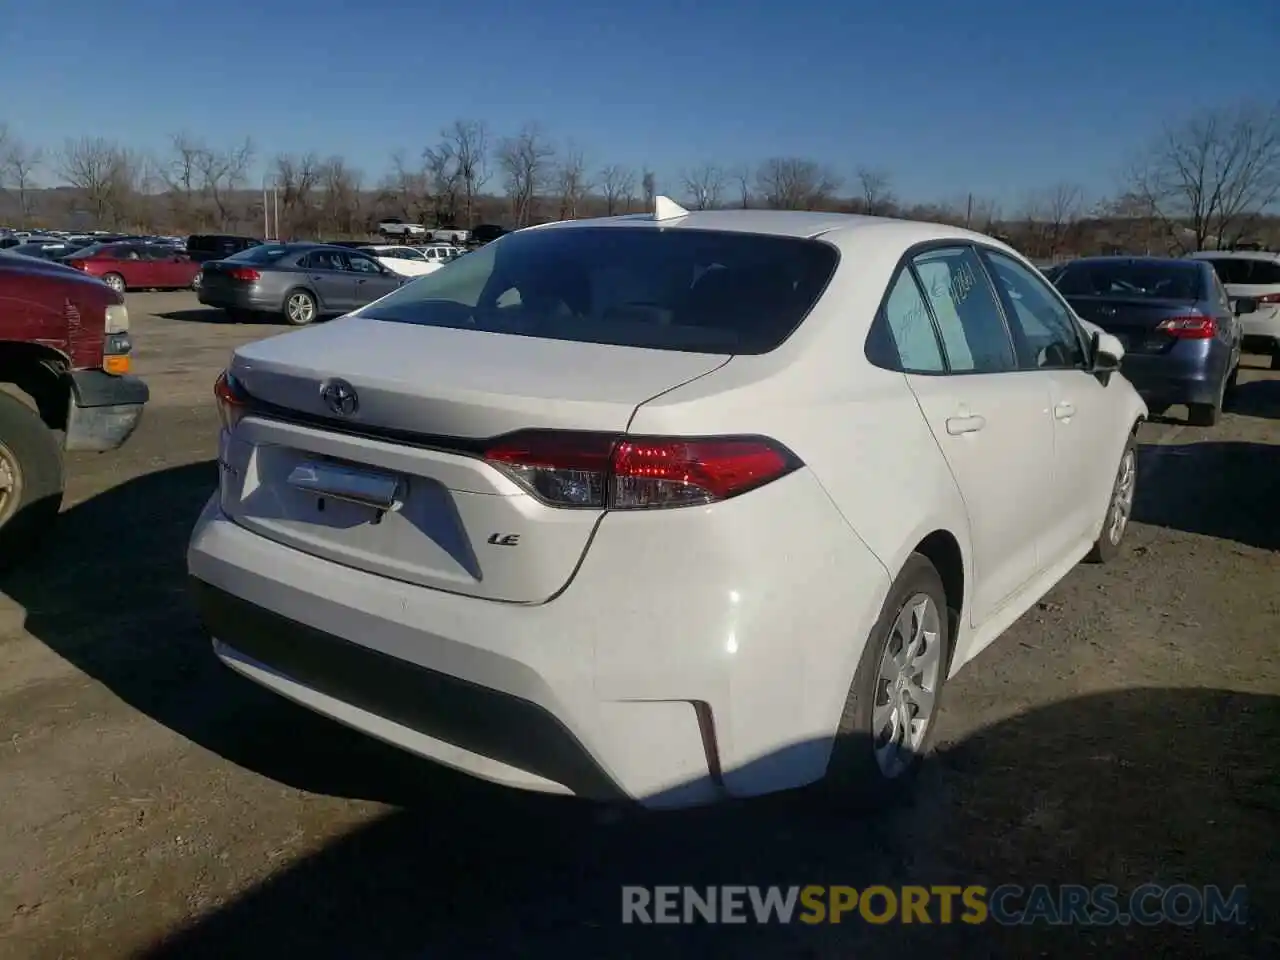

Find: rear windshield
1202;257;1280;286
356;226;839;354
1055;261;1205;301
224;244;292;264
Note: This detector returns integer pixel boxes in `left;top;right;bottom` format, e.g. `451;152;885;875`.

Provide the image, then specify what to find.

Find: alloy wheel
873;593;943;779
0;439;22;528
1108;447;1136;545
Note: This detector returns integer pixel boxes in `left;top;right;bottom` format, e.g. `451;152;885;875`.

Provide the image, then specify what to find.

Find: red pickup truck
0;253;149;568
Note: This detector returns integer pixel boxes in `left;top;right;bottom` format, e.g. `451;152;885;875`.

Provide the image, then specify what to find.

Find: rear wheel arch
911;529;965;675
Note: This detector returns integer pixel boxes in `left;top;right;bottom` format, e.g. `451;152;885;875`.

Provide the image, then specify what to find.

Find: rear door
980;248;1116;563
218;316;728;602
892;245;1056;627
112;244;153;287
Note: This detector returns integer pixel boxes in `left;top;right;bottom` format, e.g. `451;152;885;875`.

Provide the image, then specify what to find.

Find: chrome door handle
945;414;986;436
1054;402;1076;420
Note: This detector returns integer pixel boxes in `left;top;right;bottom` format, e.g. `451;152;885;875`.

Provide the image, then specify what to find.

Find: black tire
820;553;951;811
1086;432;1137;563
0;391;65;573
1188;402;1220;427
102;272;126;294
282;288;318;326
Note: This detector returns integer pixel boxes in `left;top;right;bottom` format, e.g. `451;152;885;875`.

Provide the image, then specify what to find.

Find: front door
345;252;404;306
302;250;354;312
896;245;1057;628
979;248;1117;563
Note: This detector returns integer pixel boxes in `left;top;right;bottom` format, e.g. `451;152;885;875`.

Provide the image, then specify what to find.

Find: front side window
982;250;1087;369
356;226;840;354
910;246;1015;374
347;255;381;274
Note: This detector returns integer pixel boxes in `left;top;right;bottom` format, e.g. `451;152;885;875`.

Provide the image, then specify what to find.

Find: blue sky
1;0;1275;208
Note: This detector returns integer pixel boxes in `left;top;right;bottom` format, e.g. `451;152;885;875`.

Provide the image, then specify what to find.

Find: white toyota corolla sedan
188;199;1147;809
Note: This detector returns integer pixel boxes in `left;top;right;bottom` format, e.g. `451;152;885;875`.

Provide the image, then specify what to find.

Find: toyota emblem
320;378;358;417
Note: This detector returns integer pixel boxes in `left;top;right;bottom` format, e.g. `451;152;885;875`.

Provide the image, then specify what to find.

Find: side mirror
1091;330;1124;373
1234;297;1258;316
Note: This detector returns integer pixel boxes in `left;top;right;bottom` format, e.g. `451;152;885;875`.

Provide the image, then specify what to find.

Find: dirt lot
1;291;1277;959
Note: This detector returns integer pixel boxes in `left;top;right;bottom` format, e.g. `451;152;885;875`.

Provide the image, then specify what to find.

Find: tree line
1;101;1278;258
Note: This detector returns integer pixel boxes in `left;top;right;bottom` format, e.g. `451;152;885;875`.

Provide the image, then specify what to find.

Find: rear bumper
64;369;148;452
198;286;281;313
1120;344;1230;407
187;468;890;808
1241;307;1280;344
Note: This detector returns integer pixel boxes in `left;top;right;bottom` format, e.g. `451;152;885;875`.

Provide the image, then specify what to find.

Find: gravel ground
0;292;1277;959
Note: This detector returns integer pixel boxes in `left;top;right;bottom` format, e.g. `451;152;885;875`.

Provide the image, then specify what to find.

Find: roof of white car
529;204;1001;248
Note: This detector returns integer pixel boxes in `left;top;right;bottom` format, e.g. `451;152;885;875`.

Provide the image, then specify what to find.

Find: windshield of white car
357;226;839;354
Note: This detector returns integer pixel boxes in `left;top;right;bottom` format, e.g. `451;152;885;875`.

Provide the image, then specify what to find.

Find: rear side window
881;269;945;372
1225;258;1280;284
356;226;840;354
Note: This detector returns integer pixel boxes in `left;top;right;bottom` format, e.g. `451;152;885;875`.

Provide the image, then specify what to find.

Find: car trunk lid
218;316;729;602
1065;296;1209;354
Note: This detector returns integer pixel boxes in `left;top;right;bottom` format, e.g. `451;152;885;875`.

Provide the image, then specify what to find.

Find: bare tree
195;137;254;231
382;149;429;223
274;152;320;239
161;133;205;228
641;169;657;209
1127;102;1280;251
1025;181;1084;258
445;119;489;227
317;155;363;235
497;124;555;227
423;142;459;225
855;166;896;215
755;157;841;210
728;164;753;208
555;143;590;220
598;164;635;215
681;163;724;210
1;134;43;226
57;137;138;227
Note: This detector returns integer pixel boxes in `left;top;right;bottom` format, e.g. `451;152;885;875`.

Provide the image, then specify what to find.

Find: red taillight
483;430;801;509
1257;293;1280;305
1156;315;1215;339
66;259;86;271
214;369;251;431
227;267;260;282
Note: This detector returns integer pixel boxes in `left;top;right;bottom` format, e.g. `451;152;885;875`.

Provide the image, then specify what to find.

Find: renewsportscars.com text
621;884;1248;926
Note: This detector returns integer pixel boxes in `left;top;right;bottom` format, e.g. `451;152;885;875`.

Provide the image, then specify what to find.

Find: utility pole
965;193;973;229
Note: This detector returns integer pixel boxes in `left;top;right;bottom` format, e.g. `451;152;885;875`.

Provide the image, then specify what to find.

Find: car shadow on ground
1;462;445;806
1135;441;1280;550
1228;379;1280;420
3;465;1277;958
134;687;1276;959
156;309;261;325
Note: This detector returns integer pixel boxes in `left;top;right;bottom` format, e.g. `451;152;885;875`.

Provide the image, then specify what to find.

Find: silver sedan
197;242;412;325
